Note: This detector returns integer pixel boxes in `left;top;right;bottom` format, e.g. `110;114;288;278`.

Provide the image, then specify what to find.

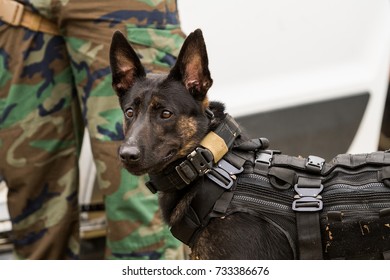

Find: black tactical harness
146;113;390;259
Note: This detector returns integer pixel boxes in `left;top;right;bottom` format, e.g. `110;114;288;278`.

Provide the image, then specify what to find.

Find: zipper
237;173;294;203
322;182;390;212
324;202;390;212
233;195;295;217
323;182;390;203
238;173;294;193
239;173;270;183
325;182;386;192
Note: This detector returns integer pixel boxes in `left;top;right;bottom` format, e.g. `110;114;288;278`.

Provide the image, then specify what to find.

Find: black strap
213;114;242;148
293;176;324;259
235;137;269;151
212;191;234;215
296;212;323;259
268;154;326;174
170;205;202;245
170;177;231;246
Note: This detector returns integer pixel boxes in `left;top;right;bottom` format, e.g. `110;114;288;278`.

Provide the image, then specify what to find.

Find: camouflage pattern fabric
0;0;185;259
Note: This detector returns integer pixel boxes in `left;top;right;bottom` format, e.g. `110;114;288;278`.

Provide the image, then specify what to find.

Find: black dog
110;29;390;259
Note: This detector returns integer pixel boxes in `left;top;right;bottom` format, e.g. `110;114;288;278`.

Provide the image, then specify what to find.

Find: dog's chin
122;149;178;176
162;149;177;163
124;167;148;176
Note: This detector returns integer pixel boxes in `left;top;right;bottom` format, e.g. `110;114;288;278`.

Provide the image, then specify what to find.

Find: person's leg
59;0;186;259
0;24;80;259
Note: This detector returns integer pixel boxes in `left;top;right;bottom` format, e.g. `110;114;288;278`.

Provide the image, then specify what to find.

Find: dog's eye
125;108;134;119
161;110;173;119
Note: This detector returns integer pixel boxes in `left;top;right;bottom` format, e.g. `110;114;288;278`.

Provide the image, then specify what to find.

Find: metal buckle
175;147;213;185
306;155;325;173
206;167;233;189
292;197;323;212
0;0;24;26
293;182;324;212
217;159;243;175
187;147;213;175
206;159;243;190
294;183;324;197
255;150;280;166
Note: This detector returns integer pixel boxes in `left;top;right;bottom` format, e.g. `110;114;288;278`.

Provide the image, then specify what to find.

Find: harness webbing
170;176;232;246
296;212;322;259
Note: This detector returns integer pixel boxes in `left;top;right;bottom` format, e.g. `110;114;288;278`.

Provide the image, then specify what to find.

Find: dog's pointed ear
110;31;146;95
168;29;213;101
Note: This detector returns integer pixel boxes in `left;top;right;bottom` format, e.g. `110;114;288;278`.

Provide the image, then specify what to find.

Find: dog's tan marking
150;95;161;109
176;116;198;157
202;97;209;109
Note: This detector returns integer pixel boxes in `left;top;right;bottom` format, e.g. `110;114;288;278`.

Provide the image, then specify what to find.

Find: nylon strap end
200;131;228;163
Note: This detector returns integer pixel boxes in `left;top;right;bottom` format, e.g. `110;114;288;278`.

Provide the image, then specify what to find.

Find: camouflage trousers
0;0;185;259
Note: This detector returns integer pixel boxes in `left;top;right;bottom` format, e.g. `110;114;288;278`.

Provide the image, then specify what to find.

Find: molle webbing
252;150;390;259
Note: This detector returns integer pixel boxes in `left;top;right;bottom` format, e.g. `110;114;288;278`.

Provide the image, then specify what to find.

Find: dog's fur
110;29;295;259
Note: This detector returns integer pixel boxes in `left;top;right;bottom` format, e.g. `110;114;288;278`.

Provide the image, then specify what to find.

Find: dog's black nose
119;145;141;162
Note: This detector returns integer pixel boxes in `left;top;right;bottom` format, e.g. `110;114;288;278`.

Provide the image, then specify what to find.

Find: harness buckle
0;0;24;26
294;183;324;198
175;147;213;185
217;159;243;175
306;155;325;173
188;147;213;174
293;178;324;212
206;167;234;189
206;158;243;190
292;197;323;212
255;150;281;166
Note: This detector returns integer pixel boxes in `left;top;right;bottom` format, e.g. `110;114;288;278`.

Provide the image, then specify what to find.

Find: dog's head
110;29;213;175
